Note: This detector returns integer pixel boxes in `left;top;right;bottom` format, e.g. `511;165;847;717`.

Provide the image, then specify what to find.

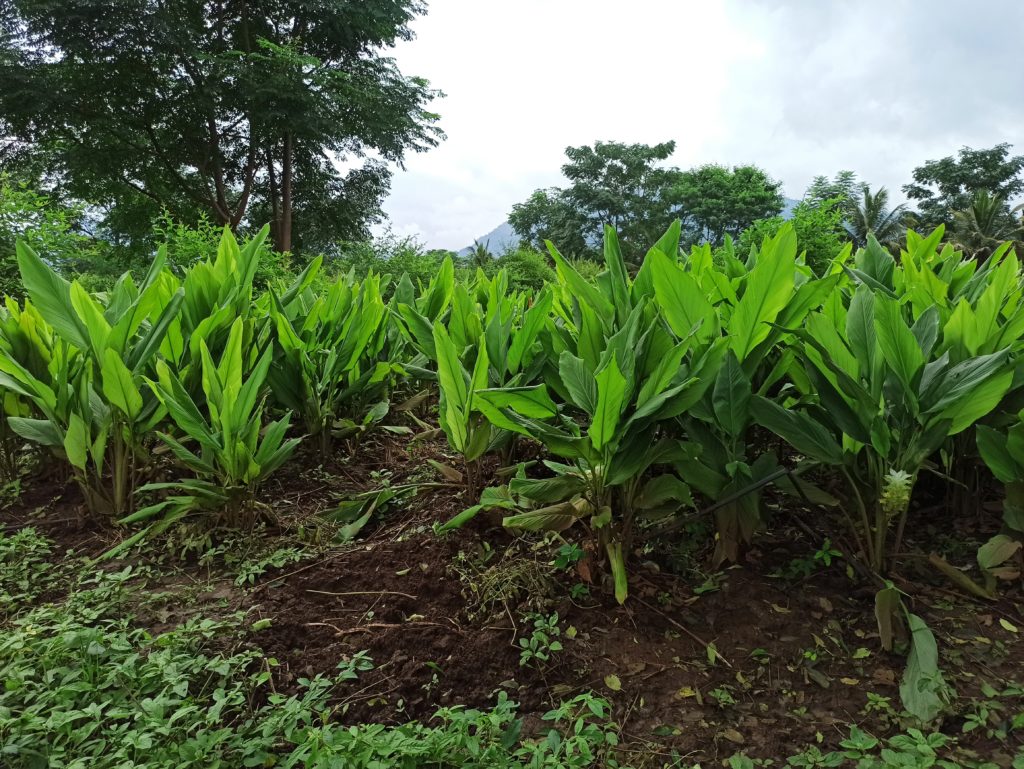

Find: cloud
380;0;1024;249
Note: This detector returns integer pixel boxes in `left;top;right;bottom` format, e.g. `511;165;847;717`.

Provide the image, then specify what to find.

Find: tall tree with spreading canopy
903;143;1024;228
509;140;683;260
673;164;783;246
508;188;591;257
0;0;443;254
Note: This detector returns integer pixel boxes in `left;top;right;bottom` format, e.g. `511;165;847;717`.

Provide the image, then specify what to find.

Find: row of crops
3;221;1023;719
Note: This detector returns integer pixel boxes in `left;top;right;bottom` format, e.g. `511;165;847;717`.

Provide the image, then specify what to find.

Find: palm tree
467;239;493;269
951;191;1022;258
845;185;908;247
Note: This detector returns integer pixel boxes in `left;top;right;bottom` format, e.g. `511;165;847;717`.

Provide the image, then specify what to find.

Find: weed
708;685;736;708
519;612;564;668
234;545;307;586
554;541;585;570
0;528;67;614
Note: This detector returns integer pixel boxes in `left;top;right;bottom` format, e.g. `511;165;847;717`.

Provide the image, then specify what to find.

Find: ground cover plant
0;220;1022;767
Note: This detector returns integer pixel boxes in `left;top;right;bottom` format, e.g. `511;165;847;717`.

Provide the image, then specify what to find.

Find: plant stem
842;466;876;570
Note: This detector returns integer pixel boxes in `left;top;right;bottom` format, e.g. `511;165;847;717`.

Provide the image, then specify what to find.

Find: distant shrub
739;196;849;274
492;248;555;292
0;175;108;297
152;211;223;267
153;212;294;290
567;255;603;284
335;232;449;291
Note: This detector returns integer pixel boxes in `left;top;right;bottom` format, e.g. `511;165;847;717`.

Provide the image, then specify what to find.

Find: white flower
880;469;913;516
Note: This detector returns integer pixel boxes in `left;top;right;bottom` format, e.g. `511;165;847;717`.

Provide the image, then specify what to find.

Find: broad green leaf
874;583;900;651
589;354;627;451
70;281;112;362
804;366;872;445
712;352;751;438
977;425;1019;483
899;613;947;723
64;412;89;471
231;349;273;431
156;431;217;475
474;397;531;437
911;306;940;359
421;256;454;320
440;486;516;531
603;225;631;324
476;386;557;419
397;304;436;359
846;285;876;375
503;498;589;532
127;288;184;373
858;234;896;287
509;474;587;504
978;534;1022;570
633;221;682;301
507;290;552;374
874;295;923;394
432;324;469;453
467;334;490;412
16;241;90;351
8;416;62;447
924;351;1010;417
547;241;614;322
636;474;692;510
558;351;597;415
150;361;215;446
649;249;716;343
730;226;796;361
805;312;859;381
938;369;1012;436
101;349;143;421
750;396;844;465
432;323;468;412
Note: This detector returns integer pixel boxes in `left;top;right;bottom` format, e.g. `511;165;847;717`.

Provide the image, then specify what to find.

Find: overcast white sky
378;0;1024;251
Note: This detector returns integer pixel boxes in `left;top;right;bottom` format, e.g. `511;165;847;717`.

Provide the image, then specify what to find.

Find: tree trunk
275;132;293;253
267;143;280;247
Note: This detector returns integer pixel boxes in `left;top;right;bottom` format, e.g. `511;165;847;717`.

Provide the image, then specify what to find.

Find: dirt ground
6;434;1024;766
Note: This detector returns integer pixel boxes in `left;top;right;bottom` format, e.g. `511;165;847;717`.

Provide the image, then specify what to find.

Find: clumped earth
5;433;1024;767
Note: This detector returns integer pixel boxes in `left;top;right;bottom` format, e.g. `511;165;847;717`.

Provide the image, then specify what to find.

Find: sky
377;0;1024;251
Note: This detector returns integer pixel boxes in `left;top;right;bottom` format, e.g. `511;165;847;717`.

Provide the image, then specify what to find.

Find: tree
674;164;783;246
466;240;494;269
950;190;1023;258
805;171;859;207
508;188;590;258
509;141;682;261
903;144;1024;228
0;0;443;254
846;186;907;247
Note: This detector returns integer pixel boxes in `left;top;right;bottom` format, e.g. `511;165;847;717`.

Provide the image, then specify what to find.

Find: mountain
457;221;519;256
459;198;802;255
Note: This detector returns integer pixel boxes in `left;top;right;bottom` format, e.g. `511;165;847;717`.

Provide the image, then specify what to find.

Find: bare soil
4;434;1023;766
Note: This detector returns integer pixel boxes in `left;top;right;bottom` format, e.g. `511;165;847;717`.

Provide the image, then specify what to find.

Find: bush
336;232;449;291
0;174;109;296
739;196;849;274
152;212;295;290
492;247;555;292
